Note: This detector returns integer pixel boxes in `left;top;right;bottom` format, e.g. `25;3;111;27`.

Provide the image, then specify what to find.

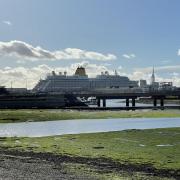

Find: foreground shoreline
0;147;178;180
0;128;179;179
0;109;180;123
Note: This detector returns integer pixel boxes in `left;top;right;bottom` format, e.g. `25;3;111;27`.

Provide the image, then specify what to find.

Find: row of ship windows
48;82;132;85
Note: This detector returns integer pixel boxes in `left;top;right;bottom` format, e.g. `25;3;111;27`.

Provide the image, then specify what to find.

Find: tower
151;67;155;85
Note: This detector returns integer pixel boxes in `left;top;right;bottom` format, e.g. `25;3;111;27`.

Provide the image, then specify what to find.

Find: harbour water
0;117;179;137
98;99;179;107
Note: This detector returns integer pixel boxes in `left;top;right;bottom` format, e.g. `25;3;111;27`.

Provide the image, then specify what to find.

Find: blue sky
0;0;180;87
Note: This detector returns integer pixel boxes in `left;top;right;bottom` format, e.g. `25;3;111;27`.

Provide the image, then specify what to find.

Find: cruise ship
33;67;139;92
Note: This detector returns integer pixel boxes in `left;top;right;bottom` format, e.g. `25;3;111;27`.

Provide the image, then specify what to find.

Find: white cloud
16;60;26;64
122;54;136;59
171;72;179;76
135;65;180;73
129;65;180;86
178;49;180;56
0;62;112;89
0;65;52;89
2;20;12;26
118;66;122;70
161;60;171;64
1;64;180;89
120;70;180;87
0;40;117;61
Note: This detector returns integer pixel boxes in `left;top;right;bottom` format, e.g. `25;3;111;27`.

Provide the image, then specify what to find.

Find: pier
69;89;180;110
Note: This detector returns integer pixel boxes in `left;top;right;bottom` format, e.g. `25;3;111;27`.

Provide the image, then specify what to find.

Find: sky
0;0;180;88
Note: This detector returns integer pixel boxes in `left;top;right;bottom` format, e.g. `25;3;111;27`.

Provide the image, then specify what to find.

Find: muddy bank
0;148;179;180
0;149;98;180
1;109;180;123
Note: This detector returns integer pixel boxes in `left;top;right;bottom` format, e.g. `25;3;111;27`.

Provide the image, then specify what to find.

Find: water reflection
0;118;179;137
102;99;179;107
88;99;179;108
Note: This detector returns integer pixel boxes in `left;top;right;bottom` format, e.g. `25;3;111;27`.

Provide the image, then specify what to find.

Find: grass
63;162;174;180
0;109;180;123
1;128;180;171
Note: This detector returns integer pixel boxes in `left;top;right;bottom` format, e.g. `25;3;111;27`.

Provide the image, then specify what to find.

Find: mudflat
1;109;180;123
0;128;179;179
0;148;178;180
0;149;98;180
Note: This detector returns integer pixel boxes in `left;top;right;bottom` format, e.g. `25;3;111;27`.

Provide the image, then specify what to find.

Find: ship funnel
75;66;87;76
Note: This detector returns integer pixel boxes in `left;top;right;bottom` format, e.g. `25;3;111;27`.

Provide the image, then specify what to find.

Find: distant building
159;82;173;90
151;67;155;85
139;80;147;88
150;67;159;90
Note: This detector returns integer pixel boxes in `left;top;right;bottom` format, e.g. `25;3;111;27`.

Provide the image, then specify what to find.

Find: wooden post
103;98;106;107
126;98;129;107
97;98;101;107
153;98;157;107
132;98;136;107
160;98;164;107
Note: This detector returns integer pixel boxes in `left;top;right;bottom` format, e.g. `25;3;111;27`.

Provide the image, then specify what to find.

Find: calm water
0;118;180;137
91;99;179;107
